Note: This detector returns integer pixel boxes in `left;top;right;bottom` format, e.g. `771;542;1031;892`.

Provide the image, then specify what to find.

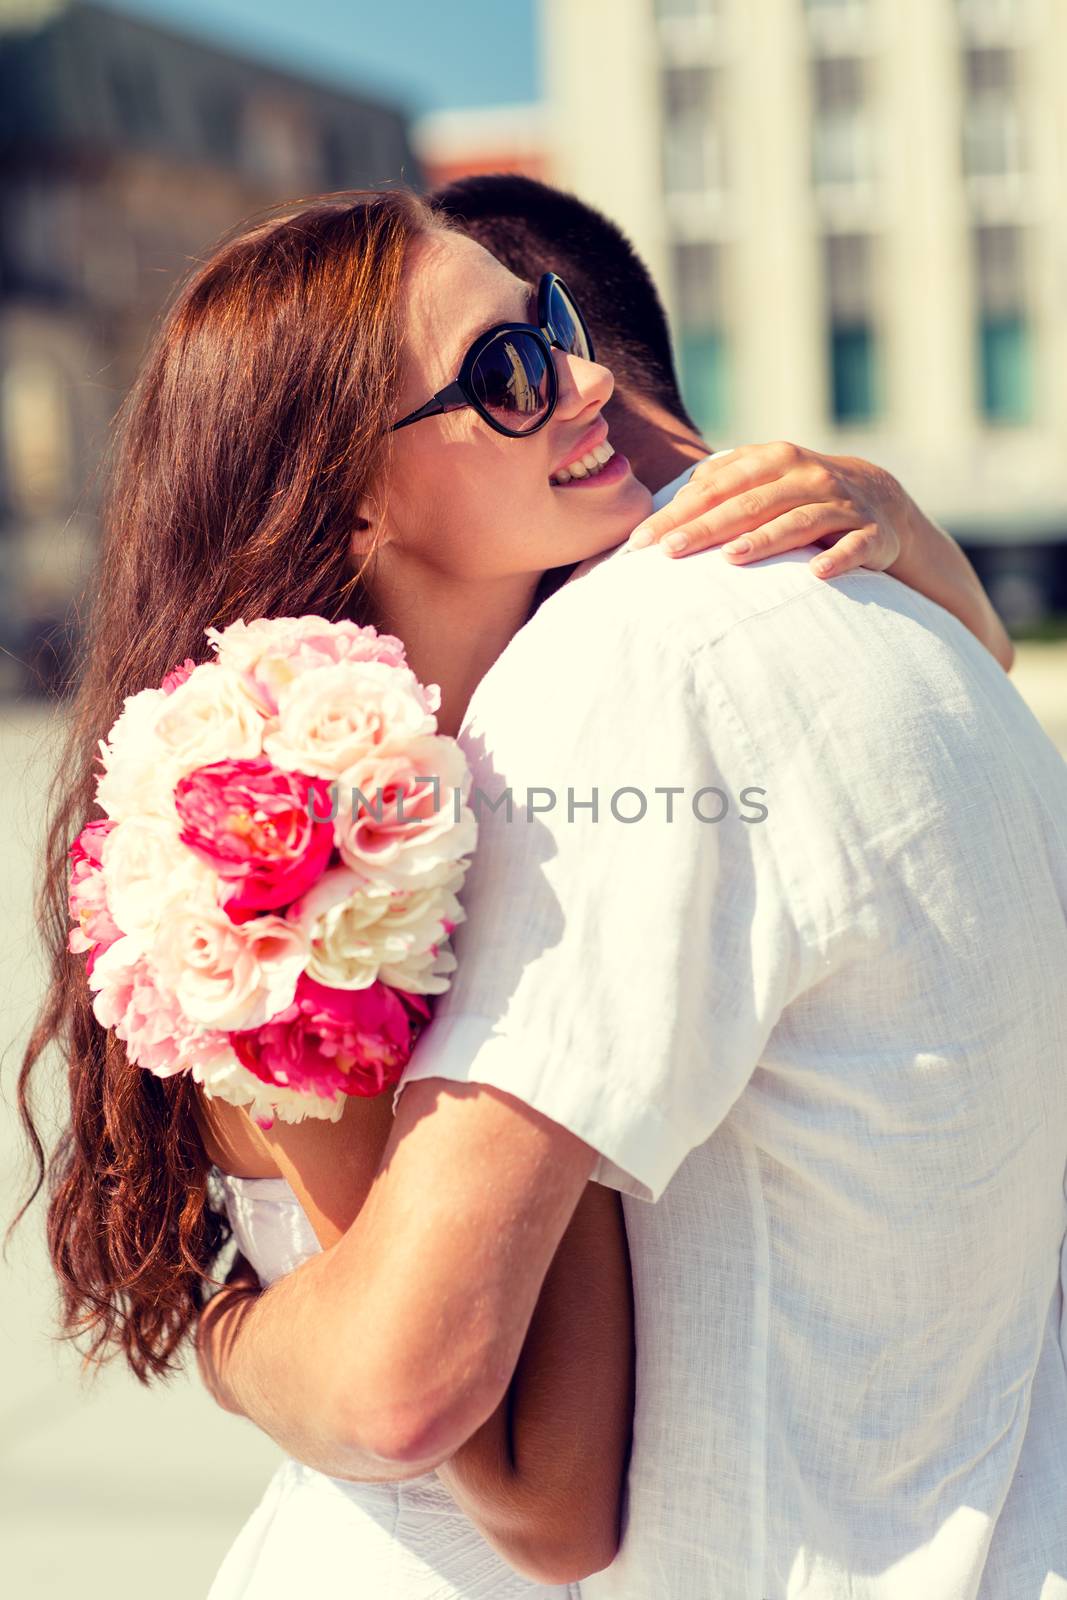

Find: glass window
1;356;75;516
979;316;1031;423
673;242;729;431
830;326;878;424
974;226;1032;423
656;0;722;16
811;57;873;187
663;67;726;196
962;48;1024;177
826;233;873;323
680;330;730;434
824;234;879;424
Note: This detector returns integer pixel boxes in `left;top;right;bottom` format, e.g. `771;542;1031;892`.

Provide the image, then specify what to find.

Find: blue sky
98;0;541;114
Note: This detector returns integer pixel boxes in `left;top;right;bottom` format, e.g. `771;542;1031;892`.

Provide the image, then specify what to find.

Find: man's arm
201;594;798;1484
199;1079;597;1479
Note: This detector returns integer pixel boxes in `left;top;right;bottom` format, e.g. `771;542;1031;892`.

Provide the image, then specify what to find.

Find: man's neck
604;392;712;497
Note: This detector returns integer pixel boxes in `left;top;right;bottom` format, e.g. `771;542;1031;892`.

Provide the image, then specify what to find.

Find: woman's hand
625;441;909;575
624;440;1014;669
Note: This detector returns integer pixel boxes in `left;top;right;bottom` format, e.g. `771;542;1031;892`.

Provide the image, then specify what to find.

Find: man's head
429;174;700;440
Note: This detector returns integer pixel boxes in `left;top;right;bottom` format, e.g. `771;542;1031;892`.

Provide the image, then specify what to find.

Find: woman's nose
554;349;614;419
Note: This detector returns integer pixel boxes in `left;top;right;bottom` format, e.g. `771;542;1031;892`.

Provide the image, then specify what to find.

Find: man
200;180;1067;1596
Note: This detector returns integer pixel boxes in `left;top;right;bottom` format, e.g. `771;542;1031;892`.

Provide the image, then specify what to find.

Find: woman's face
376;230;652;584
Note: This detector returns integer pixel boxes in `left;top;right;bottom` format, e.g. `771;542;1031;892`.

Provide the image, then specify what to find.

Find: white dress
206;1169;580;1600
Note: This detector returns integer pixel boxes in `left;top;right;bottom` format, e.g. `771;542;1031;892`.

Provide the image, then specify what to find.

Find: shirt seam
673;631;826;978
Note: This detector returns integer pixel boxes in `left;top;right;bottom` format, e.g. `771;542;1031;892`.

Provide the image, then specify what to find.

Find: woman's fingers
662;498;856;559
625;441;807;550
807;525;887;579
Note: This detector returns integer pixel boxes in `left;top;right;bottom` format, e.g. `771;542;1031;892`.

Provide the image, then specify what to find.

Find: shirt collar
650;460;703;512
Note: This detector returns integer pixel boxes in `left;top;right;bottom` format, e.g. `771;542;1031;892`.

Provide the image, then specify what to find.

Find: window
109;56;163;139
673;241;729;432
962;49;1024;178
825;233;879;424
974;226;1032;423
240;93;313;188
656;0;722;16
663;67;726;196
956;0;1030;41
1;356;75;516
199;86;240;163
811;57;874;187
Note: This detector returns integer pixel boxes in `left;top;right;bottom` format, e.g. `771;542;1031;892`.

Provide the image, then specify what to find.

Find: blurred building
0;0;419;694
545;0;1067;623
415;104;550;191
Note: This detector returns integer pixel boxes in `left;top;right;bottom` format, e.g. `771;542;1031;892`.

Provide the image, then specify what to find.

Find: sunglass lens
471;332;553;434
547;280;594;362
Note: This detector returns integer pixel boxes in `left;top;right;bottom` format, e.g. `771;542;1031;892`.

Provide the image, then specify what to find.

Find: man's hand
625;441;910;576
190;1079;597;1483
197;1250;262;1419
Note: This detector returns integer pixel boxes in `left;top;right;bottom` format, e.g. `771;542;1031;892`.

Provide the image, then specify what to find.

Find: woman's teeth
550;441;615;485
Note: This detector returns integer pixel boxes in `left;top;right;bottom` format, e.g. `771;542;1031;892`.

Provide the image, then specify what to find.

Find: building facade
0;0;419;693
544;0;1067;621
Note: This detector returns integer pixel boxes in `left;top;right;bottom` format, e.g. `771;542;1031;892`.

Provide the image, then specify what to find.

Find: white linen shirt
394;465;1067;1599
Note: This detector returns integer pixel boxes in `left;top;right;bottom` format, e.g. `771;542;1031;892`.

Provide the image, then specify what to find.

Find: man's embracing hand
197;1250;261;1419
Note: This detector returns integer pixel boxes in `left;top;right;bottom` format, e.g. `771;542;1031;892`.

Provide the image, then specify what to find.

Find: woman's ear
350;503;381;565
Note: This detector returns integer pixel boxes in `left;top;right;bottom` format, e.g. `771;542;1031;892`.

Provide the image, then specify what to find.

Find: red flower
174;757;335;916
230;973;423;1100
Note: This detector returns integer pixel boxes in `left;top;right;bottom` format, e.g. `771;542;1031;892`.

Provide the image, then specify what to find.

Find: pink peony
68;818;122;975
88;936;232;1077
229;973;420;1100
174;757;335;916
160;657;198;695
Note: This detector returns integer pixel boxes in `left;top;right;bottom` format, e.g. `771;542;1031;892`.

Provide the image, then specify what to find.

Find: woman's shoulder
193;1088;285;1179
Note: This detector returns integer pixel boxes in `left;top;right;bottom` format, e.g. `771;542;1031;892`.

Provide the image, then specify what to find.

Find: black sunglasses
390;272;595;438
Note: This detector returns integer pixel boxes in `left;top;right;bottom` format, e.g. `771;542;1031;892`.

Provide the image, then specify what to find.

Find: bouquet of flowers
66;616;476;1126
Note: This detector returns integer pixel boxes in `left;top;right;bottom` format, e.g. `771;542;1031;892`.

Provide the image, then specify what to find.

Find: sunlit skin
356;230;652;736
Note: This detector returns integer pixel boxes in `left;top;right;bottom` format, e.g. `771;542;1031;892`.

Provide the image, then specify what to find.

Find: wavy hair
10;188;434;1382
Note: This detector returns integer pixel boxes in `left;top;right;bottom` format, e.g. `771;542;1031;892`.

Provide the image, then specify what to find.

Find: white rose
101;817;219;952
95;686;174;821
95;665;265;823
334;733;477;889
186;1038;346;1127
153;662;265;778
151;904;308;1031
290;863;465;994
262;661;437;779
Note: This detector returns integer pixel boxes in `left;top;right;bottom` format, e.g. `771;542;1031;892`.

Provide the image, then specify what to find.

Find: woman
15;189;1010;1597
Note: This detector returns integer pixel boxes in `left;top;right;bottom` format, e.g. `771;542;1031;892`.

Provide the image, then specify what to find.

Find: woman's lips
549;448;631;489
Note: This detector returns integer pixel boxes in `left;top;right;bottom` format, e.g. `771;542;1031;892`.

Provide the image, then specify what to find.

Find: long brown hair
10;188;434;1382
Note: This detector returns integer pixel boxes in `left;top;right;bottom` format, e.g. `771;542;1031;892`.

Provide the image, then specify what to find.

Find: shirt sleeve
392;597;805;1203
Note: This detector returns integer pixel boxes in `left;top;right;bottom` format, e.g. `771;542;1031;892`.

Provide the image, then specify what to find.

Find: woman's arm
624;442;1015;670
196;1095;634;1586
436;1180;634;1585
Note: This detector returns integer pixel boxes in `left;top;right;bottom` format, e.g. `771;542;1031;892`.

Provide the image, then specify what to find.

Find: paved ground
1;643;1064;1597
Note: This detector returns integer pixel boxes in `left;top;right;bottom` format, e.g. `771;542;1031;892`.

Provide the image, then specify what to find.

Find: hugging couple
22;174;1067;1599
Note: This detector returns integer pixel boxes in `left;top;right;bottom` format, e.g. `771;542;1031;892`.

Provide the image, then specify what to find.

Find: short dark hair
430;173;697;430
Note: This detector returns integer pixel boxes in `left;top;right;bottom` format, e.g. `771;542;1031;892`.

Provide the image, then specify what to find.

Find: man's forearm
198;1246;440;1482
197;1081;594;1484
890;499;1014;671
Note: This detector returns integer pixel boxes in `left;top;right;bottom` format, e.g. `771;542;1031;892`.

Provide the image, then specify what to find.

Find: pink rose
68;818;122;975
88;936;231;1077
160;657;197;695
335;733;476;887
174;757;335;916
229;973;420;1101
